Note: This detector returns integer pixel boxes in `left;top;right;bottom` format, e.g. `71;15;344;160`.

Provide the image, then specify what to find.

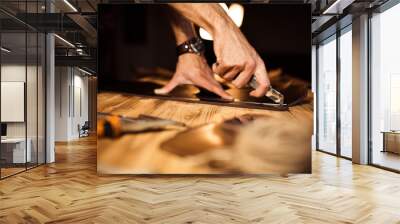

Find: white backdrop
1;81;25;122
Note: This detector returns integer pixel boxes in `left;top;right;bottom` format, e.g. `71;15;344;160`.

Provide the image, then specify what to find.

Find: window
370;2;400;171
339;28;352;158
317;36;337;154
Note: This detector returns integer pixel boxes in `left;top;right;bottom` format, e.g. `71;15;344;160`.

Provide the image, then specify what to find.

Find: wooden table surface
97;92;313;174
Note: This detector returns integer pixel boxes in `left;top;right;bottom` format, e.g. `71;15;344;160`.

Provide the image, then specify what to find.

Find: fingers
249;86;268;98
212;62;230;76
194;73;234;101
221;65;244;81
154;76;181;95
213;60;257;88
154;72;233;101
214;59;271;98
250;60;270;98
212;62;244;81
232;60;256;88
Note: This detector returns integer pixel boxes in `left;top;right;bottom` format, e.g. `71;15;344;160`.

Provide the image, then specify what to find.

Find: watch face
178;38;205;55
191;39;205;54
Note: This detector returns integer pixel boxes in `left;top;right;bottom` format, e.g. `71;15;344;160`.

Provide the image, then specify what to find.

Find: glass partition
339;28;352;158
27;30;38;169
317;35;337;154
1;31;28;177
370;3;400;171
0;1;46;179
38;32;45;165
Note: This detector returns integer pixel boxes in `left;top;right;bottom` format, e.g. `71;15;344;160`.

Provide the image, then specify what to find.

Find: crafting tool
97;112;186;138
248;76;285;105
214;73;285;105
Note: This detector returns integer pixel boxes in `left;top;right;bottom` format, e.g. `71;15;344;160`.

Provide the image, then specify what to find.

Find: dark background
98;4;311;90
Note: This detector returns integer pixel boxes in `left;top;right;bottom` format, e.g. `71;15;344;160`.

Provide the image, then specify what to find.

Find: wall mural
97;3;312;174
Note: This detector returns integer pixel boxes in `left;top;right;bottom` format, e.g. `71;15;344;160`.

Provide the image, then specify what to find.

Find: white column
46;0;55;163
352;14;369;164
46;33;55;163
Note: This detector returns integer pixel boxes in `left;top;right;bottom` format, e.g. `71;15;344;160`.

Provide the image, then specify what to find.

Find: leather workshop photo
97;3;313;174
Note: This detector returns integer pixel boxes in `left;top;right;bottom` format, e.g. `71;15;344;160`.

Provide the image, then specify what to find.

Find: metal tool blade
248;76;284;105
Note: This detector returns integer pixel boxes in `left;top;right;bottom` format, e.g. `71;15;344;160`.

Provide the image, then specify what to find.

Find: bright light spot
199;3;244;41
219;3;229;12
63;0;78;12
228;4;244;27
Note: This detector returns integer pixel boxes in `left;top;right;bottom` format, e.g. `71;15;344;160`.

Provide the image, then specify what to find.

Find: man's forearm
167;3;236;38
167;7;197;45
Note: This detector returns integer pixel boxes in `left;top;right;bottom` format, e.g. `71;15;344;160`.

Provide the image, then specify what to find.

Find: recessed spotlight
54;34;75;48
63;0;78;12
77;67;93;76
1;47;11;53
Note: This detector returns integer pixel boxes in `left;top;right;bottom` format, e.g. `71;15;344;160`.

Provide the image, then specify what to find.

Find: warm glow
228;4;244;27
220;2;229;12
199;3;244;41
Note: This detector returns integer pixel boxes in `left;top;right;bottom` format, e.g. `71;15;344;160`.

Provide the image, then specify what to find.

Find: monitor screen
1;123;7;137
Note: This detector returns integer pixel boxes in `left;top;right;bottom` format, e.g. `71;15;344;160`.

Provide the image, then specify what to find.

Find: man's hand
167;3;271;98
154;53;233;101
212;23;270;97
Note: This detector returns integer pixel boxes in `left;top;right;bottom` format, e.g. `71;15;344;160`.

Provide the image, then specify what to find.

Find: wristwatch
176;37;205;56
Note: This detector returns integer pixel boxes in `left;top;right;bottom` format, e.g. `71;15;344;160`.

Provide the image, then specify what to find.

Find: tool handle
97;116;122;138
249;77;284;105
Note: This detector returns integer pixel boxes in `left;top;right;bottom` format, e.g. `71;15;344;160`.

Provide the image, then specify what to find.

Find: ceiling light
323;0;354;14
54;34;75;48
63;0;78;12
1;47;11;53
78;67;93;76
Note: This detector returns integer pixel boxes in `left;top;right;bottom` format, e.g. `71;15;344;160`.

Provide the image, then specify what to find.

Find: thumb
154;76;180;95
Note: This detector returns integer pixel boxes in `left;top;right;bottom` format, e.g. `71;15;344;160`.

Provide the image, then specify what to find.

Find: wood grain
97;92;313;174
0;135;400;223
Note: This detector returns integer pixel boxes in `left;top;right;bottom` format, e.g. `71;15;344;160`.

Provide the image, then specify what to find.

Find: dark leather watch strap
176;37;205;56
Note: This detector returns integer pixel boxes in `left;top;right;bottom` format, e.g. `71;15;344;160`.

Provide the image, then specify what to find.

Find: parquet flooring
0;136;400;223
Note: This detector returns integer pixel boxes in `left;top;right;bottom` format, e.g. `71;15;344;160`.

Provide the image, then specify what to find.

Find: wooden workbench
97;92;313;174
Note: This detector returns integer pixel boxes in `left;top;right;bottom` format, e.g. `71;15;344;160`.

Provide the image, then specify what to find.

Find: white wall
1;82;25;122
55;66;69;141
72;73;89;137
1;65;39;138
55;67;89;141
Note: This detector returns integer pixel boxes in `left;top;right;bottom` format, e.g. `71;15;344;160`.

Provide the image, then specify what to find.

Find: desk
1;138;31;164
382;131;400;154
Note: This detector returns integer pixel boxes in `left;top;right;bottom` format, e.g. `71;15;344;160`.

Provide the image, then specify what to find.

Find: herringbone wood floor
1;136;400;223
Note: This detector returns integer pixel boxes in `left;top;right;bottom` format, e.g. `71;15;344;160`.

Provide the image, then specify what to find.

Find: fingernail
154;89;166;95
